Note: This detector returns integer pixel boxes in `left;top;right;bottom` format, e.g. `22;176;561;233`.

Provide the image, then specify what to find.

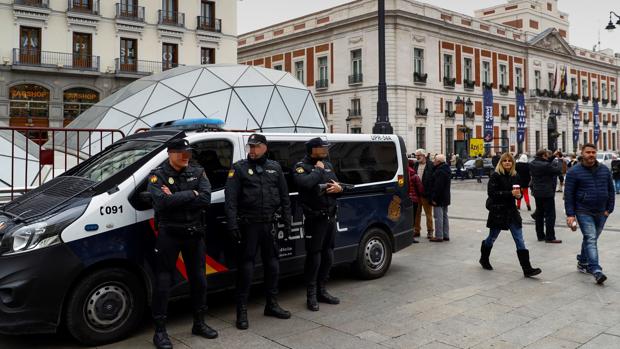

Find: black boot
264;296;291;319
236;303;248;330
191;309;218;339
153;316;173;349
317;284;340;304
517;249;542;277
306;285;319;311
479;241;493;270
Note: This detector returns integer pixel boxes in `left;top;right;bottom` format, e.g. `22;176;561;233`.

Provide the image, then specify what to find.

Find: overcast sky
238;0;620;54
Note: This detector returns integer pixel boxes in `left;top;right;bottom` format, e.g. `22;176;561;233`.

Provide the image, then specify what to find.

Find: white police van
0;119;413;345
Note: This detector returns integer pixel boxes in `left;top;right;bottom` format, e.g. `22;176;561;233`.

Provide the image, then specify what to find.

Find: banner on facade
516;90;526;143
483;87;494;143
593;100;600;144
572;103;580;145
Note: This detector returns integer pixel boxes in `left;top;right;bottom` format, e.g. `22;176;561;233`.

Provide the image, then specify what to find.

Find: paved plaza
3;181;620;348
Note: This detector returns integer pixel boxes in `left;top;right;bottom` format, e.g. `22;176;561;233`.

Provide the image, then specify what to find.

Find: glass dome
57;64;327;154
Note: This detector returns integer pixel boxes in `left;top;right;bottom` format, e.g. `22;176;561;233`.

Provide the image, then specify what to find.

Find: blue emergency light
151;118;224;131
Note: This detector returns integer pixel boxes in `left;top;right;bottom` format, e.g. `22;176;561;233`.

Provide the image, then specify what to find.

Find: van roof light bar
151;118;225;132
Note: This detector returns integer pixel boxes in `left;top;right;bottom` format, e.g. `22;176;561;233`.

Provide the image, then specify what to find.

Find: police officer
293;137;344;311
225;133;292;330
148;139;217;349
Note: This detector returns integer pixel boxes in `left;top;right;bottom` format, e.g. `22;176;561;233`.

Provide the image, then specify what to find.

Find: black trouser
152;228;206;318
304;214;337;287
534;196;556;241
236;222;280;305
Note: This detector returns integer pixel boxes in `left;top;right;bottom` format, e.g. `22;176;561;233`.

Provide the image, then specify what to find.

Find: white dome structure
58;64;327;154
0;131;40;190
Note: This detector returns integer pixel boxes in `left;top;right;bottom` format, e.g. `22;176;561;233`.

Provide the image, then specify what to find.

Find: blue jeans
576;214;607;274
483;223;526;251
614;178;620;193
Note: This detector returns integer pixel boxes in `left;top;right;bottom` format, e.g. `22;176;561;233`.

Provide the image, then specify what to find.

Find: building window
119;0;139;17
200;0;215;19
9;84;50;131
19;26;41;65
445;128;454;155
535;130;540;151
416;127;426;150
582;79;588;96
120;38;137;72
443;54;453;79
416;98;425;110
445;100;453;112
482;61;491;84
501;130;508;152
548;72;554;90
414;48;424;75
499;64;507;86
464;57;472;81
350;127;361;134
501;105;508;116
63;88;99;125
592;81;597;99
73;32;92;68
318;102;328;119
71;0;93;11
612;85;616;100
200;47;215;65
350;98;361;115
273;64;283;71
294;60;304;83
515;67;522;88
570;77;576;94
535;70;541;89
351;49;362;76
318;56;328;82
602;83;607;99
162;42;178;70
603;132;607;151
583;131;588;143
562;131;567;151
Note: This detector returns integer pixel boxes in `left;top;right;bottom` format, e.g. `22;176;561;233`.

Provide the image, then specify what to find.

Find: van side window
329;142;398;184
192;139;234;190
267;141;307;192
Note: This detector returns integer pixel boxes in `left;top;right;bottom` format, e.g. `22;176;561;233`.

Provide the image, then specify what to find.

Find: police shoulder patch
228;169;235;178
149;175;158;183
296;167;305;174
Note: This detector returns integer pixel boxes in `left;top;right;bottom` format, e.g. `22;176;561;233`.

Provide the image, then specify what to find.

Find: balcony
602;98;609;106
593;97;600;104
67;0;99;15
413;72;427;84
415;107;428;116
465;111;475;119
464;79;475;90
483;82;494;90
443;76;456;88
13;0;50;21
12;48;99;72
315;79;328;90
445;110;456;118
582;95;590;103
515;86;525;94
348;73;363;85
197;16;221;32
501;113;510;121
603;119;609;126
114;58;181;75
347;108;362;119
14;0;48;8
158;10;185;27
499;84;510;95
115;3;144;22
583;118;590;125
612;99;617;107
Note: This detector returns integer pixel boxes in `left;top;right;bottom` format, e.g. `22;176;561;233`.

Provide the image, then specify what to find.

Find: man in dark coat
611;154;620;194
430;154;451;242
455;155;465;181
529;149;562;243
413;149;434;238
491;152;501;168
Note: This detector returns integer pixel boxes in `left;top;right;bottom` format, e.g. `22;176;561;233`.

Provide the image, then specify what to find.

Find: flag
572;103;580;145
594;100;600;144
516;90;526;143
483;87;494;143
560;66;567;93
552;66;558;93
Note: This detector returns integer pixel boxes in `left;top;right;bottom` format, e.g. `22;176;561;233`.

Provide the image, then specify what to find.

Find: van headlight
0;205;86;256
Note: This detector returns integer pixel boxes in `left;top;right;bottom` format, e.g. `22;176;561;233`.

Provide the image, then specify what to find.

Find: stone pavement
3;181;620;348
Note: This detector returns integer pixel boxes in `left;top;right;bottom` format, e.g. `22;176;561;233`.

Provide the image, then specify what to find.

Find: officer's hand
326;180;342;194
162;185;172;196
229;229;242;243
315;161;325;169
193;190;199;197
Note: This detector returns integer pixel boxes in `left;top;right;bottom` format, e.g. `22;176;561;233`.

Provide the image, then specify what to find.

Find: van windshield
72;140;162;183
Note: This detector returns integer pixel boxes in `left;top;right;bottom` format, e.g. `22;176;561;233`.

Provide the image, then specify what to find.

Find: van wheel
65;268;145;346
467;170;474;179
353;228;392;279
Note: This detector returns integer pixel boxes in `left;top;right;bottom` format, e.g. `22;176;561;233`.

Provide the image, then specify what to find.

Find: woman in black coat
515;154;531;211
480;153;542;277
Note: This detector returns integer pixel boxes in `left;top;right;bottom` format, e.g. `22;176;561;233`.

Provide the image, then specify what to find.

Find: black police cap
167;138;193;152
247;133;267;145
305;137;330;150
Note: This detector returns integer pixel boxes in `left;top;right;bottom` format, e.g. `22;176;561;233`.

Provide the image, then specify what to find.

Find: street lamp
373;0;393;134
605;11;620;31
456;96;473;158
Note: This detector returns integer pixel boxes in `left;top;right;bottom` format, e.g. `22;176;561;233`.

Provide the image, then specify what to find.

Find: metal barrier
0;126;124;202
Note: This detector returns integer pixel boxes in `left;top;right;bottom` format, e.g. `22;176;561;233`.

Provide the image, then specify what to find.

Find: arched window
63;87;99;125
9;84;50;126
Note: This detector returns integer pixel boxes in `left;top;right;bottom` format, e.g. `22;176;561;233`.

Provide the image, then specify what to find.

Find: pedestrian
515;154;532;211
413;149;435;239
529;149;562;243
475;155;484;183
479;153;542;277
492;152;501;168
293;137;346;311
225;133;292;330
148;139;218;349
430;154;451;242
455;154;465;181
555;151;567;192
564;143;615;284
569;153;578;167
611;154;620;194
407;159;424;243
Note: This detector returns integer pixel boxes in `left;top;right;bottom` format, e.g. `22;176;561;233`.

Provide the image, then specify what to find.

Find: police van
0;119;413;345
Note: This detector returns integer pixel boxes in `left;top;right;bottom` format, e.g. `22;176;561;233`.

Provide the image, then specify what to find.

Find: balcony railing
67;0;99;15
348;73;363;85
464;79;475;90
445;110;456;118
14;0;49;8
158;10;185;27
196;16;221;32
315;79;328;90
501;113;510;121
413;72;427;84
582;95;590;103
415;107;428;116
13;48;99;71
443;76;456;88
483;82;494;90
115;3;144;22
347;108;361;117
499;84;510;94
602;98;609;106
612;99;617;107
115;58;182;74
465;111;475;119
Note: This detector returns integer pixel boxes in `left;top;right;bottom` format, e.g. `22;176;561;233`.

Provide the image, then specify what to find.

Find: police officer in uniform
225;133;292;330
148;139;217;349
293;137;344;311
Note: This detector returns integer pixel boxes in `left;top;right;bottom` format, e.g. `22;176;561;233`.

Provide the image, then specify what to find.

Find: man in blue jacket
564;143;614;285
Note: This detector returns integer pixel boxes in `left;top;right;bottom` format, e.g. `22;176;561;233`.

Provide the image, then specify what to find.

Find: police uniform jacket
224;157;291;231
293;156;340;216
147;161;211;228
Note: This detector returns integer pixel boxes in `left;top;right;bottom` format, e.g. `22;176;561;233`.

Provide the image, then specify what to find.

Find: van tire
65;268;145;346
353;228;392;279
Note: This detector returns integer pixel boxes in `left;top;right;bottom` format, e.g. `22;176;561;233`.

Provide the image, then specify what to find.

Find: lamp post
372;0;393;134
605;11;620;31
456;96;473;158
